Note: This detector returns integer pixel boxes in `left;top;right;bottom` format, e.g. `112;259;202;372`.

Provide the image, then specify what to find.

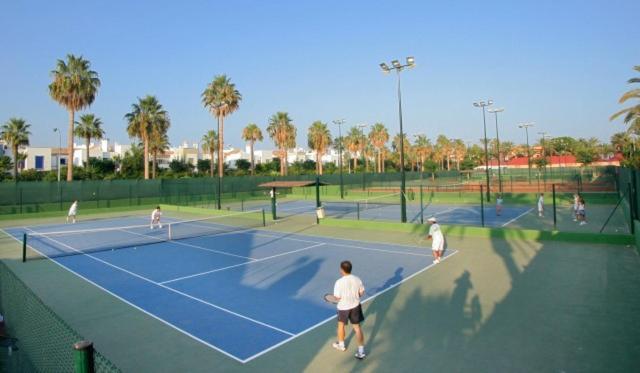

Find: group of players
535;193;587;225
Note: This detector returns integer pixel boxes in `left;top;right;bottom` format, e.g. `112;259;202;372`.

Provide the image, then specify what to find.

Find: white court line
241;249;460;363
23;228;295;337
160;243;325;284
121;227;255;261
501;207;534;227
0;228;247;364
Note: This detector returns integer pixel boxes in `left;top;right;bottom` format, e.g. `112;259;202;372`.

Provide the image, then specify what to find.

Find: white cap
427;217;437;222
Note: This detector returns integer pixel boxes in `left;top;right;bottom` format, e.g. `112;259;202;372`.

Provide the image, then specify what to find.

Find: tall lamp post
380;56;415;223
517;122;535;184
358;124;368;172
538;132;551;184
473;100;494;202
487;107;504;193
53;128;62;182
332;119;346;199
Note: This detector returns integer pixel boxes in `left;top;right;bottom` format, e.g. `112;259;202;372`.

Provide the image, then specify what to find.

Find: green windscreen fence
0;260;120;372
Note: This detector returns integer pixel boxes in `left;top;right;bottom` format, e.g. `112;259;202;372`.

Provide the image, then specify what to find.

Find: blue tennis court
5;213;456;363
252;199;533;227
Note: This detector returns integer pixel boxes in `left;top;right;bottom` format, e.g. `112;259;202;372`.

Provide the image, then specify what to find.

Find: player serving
150;206;163;229
67;200;78;224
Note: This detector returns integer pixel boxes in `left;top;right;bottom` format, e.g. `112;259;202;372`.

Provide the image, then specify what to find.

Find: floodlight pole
380;57;414;223
333;119;345;199
53;128;61;183
519;123;534;184
474;100;493;202
489;108;504;193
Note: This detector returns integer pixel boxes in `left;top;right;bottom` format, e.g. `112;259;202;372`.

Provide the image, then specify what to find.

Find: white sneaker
355;351;366;360
159;224;163;229
332;342;346;352
580;221;587;225
150;226;154;229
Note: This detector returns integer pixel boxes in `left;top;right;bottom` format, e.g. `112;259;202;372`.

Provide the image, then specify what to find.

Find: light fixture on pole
53;128;61;182
332;119;346;199
380;56;415;223
487;107;504;193
473;99;494;202
517;122;535;184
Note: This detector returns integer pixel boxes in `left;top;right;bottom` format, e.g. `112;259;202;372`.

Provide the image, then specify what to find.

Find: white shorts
432;239;444;251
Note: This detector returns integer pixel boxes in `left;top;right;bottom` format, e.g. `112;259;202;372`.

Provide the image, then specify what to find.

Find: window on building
60;158;66;166
35;155;44;170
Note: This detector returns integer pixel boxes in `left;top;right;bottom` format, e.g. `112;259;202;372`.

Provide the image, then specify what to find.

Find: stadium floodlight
473;99;494;201
378;56;416;222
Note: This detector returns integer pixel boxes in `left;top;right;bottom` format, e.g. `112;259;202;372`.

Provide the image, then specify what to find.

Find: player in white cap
427;217;445;264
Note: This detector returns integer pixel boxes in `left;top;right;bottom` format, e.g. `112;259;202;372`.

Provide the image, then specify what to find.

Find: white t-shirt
496;198;503;206
537;196;544;210
151;209;162;220
68;202;77;216
333;274;365;311
429;223;445;251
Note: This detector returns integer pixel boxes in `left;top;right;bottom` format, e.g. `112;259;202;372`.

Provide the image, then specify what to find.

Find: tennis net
321;193;402;214
23;209;267;260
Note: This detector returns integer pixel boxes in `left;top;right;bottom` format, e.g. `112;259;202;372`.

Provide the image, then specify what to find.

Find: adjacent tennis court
4;211;456;363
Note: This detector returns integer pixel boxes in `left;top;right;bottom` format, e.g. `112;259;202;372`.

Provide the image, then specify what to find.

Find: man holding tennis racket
427;217;444;264
331;260;366;360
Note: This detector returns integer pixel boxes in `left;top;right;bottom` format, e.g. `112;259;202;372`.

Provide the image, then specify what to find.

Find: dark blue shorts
337;304;364;325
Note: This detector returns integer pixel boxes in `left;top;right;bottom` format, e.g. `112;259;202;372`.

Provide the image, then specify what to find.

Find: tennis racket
323;293;339;304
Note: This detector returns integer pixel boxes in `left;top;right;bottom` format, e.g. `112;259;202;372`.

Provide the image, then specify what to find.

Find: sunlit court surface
4;210;456;363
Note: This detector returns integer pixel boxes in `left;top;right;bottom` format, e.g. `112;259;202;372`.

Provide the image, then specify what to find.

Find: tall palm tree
0;118;31;177
267;112;296;176
201;130;218;177
202;75;242;178
414;135;432;172
241;123;263;175
49;54;100;181
346;126;363;172
307;121;332;175
611;65;640;133
435;135;452;170
148;130;169;179
74;114;104;167
392;133;411;171
125;95;169;179
368;123;389;173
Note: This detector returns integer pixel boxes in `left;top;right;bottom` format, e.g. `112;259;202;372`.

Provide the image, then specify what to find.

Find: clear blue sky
1;0;639;148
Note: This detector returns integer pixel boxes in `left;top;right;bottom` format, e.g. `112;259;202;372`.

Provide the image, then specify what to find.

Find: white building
23;147;69;171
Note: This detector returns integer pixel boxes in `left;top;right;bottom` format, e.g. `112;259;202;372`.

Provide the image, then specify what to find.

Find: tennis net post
73;340;94;373
552;184;557;229
22;233;27;262
480;184;485;227
356;202;360;220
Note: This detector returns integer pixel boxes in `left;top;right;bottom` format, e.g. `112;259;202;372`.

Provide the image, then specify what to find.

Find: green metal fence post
271;187;277;220
22;233;26;263
552;184;557;230
73;340;94;373
480;184;485;227
19;188;23;214
419;184;424;224
357;202;360;220
629;182;635;234
262;209;266;226
315;176;321;224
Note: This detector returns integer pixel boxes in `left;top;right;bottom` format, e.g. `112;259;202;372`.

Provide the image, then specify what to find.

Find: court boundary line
0;228;247;364
501;207;534;227
240;249;460;363
159;243;325;285
22;228;296;337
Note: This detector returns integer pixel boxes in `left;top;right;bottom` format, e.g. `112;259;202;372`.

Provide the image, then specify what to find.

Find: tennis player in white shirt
67;200;78;223
332;260;366;360
427;217;445;264
150;206;163;229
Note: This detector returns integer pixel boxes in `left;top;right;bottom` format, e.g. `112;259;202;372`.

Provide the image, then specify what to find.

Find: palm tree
202;75;242;178
452;139;466;170
74;114;104;167
201;130;218;177
241;123;263;175
435;135;452;170
611;65;640;133
346;126;364;172
368;123;389;173
49;54;100;181
267;112;296;176
0;118;31;177
414;135;432;172
307;121;332;175
148;130;169;179
392;133;411;171
125;95;169;179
